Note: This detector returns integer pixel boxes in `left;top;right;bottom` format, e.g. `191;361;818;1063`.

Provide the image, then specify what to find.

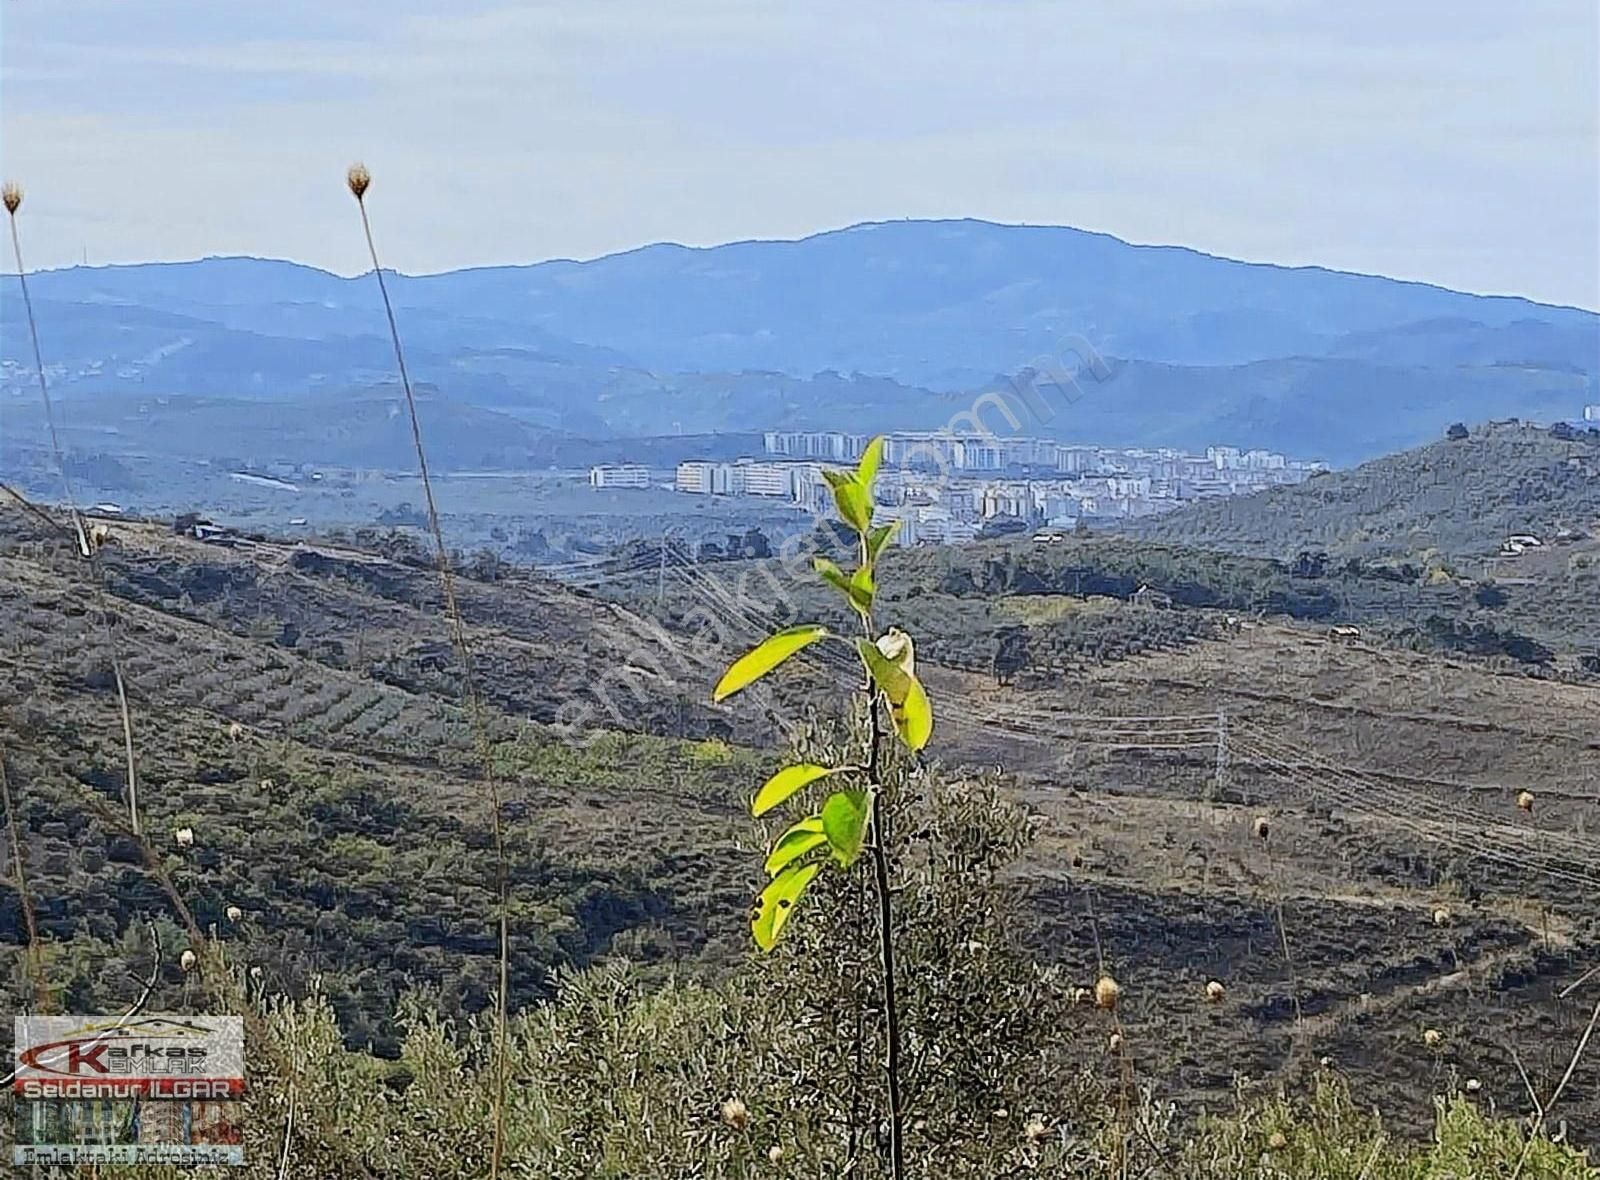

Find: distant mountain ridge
3;219;1596;464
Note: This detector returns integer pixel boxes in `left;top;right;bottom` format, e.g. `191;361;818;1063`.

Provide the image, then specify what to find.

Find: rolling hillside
1133;421;1600;561
3;493;1599;1140
0;502;780;1049
592;524;1600;1138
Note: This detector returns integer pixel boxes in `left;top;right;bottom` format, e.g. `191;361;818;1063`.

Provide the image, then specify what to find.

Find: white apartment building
589;464;651;489
676;458;829;503
1584;405;1600;423
894;507;978;547
763;431;868;461
1056;447;1100;475
1243;449;1287;470
675;461;726;494
1106;475;1153;498
790;464;831;513
1039;491;1083;522
978;482;1033;520
738;461;795;497
884;432;962;470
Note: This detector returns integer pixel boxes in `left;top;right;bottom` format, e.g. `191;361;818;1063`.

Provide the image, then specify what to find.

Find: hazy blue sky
2;0;1596;307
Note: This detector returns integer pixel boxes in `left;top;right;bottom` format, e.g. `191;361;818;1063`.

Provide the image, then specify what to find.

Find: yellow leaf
764;816;826;875
753;862;821;951
831;480;872;533
713;625;829;701
753;764;840;817
897;672;933;751
857;636;933;751
856;435;886;491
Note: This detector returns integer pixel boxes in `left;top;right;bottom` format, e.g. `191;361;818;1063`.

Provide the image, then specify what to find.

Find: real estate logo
13;1014;245;1166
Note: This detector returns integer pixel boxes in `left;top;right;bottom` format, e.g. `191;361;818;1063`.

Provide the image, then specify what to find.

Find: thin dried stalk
347;163;511;1178
0;734;49;1010
6;193;141;836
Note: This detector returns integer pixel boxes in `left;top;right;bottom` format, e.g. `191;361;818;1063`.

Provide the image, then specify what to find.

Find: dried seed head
1205;979;1226;1004
174;826;195;848
720;1097;749;1131
767;1145;783;1164
225;905;243;923
249;965;264;981
1267;1131;1287;1151
1252;815;1271;841
1318;1055;1333;1069
1432;907;1451;927
1094;975;1121;1011
1465;1077;1482;1094
2;182;20;215
228;721;244;742
1423;1028;1442;1048
875;627;915;677
1107;1032;1123;1053
1023;1117;1049;1144
1516;790;1535;813
1072;986;1092;1006
992;1107;1008;1119
180;949;198;972
346;163;371;200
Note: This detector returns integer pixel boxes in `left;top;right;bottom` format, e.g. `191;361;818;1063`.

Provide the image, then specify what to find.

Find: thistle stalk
345;163;511;1179
0;734;49;1010
6;183;140;836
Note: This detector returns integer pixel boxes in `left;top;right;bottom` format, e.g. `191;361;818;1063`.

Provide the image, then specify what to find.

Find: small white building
1584;404;1600;423
589;464;650;489
736;461;795;498
1207;445;1243;470
675;461;716;494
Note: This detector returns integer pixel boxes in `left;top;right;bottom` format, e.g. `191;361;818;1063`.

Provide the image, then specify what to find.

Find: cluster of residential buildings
589;429;1325;546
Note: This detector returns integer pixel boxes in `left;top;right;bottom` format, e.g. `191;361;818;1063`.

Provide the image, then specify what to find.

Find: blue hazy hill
4;219;1595;462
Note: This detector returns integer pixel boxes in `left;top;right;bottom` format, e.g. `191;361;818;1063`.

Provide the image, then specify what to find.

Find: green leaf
865;521;901;563
764;816;827;875
820;789;869;867
857;638;933;751
849;564;876;613
713;625;830;701
813;556;853;596
831;479;872;534
857;637;911;700
815;556;873;614
753;861;821;951
753;763;840;817
856;436;886;493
